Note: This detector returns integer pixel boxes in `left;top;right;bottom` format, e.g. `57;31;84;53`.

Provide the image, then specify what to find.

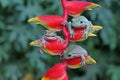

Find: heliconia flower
65;1;101;17
29;38;66;55
29;29;69;55
28;15;64;31
65;55;96;69
69;25;103;42
41;62;68;80
63;44;96;69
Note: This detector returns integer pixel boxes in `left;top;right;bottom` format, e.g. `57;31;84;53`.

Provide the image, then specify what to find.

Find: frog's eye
80;21;83;24
68;54;72;57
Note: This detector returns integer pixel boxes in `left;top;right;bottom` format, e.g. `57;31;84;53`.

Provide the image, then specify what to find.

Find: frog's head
64;51;80;59
44;30;58;40
71;16;90;27
63;45;80;59
45;30;56;36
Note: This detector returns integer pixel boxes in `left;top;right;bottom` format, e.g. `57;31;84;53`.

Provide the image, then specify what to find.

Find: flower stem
61;0;68;20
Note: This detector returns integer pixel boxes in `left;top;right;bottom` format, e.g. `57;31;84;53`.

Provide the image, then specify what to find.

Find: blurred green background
0;0;120;80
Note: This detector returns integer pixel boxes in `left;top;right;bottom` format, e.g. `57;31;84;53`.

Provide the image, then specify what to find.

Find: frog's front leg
62;20;68;25
57;36;64;44
68;22;75;38
39;48;44;54
84;31;89;39
62;20;75;38
84;21;93;38
80;54;86;66
41;36;46;46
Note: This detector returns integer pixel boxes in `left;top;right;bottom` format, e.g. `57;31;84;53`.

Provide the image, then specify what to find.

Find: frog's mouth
72;24;87;28
44;35;58;40
44;30;58;40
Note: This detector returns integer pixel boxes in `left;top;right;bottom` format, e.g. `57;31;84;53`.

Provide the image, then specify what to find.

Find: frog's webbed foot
62;20;68;25
84;21;93;39
80;55;86;66
42;37;46;45
84;31;89;39
57;36;64;44
60;54;64;61
81;60;86;66
39;48;44;54
70;30;75;38
41;36;47;50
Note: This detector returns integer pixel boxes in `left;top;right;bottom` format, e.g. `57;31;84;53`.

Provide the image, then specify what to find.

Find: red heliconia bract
41;62;68;80
30;26;69;55
65;55;96;69
65;25;103;42
65;1;100;17
28;15;64;31
63;26;86;41
30;37;67;55
69;28;85;41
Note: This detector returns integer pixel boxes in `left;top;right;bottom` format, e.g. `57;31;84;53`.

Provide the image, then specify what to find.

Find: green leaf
107;65;120;80
3;65;22;80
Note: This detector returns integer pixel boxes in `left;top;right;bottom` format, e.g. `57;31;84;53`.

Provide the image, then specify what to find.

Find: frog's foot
39;48;44;54
70;33;75;38
42;39;46;45
60;54;64;60
62;20;68;25
81;60;86;66
58;37;64;44
84;31;89;39
61;39;65;44
70;31;75;38
80;55;86;66
41;37;47;47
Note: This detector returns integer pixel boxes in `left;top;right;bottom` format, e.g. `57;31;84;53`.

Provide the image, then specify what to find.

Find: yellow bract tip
86;3;101;11
86;57;96;64
27;17;39;22
92;25;103;31
87;8;93;11
41;77;50;80
89;33;97;36
93;25;103;29
91;3;101;8
91;58;96;64
29;41;38;46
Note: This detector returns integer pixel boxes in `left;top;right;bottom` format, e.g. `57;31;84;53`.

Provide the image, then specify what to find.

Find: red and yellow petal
43;39;67;55
65;57;82;68
65;55;96;69
28;15;64;31
85;56;96;64
66;1;100;17
41;62;68;80
42;73;68;80
69;25;102;42
69;28;85;42
29;37;67;55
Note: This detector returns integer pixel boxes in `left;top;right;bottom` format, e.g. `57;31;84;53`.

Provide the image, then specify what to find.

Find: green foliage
0;0;120;80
